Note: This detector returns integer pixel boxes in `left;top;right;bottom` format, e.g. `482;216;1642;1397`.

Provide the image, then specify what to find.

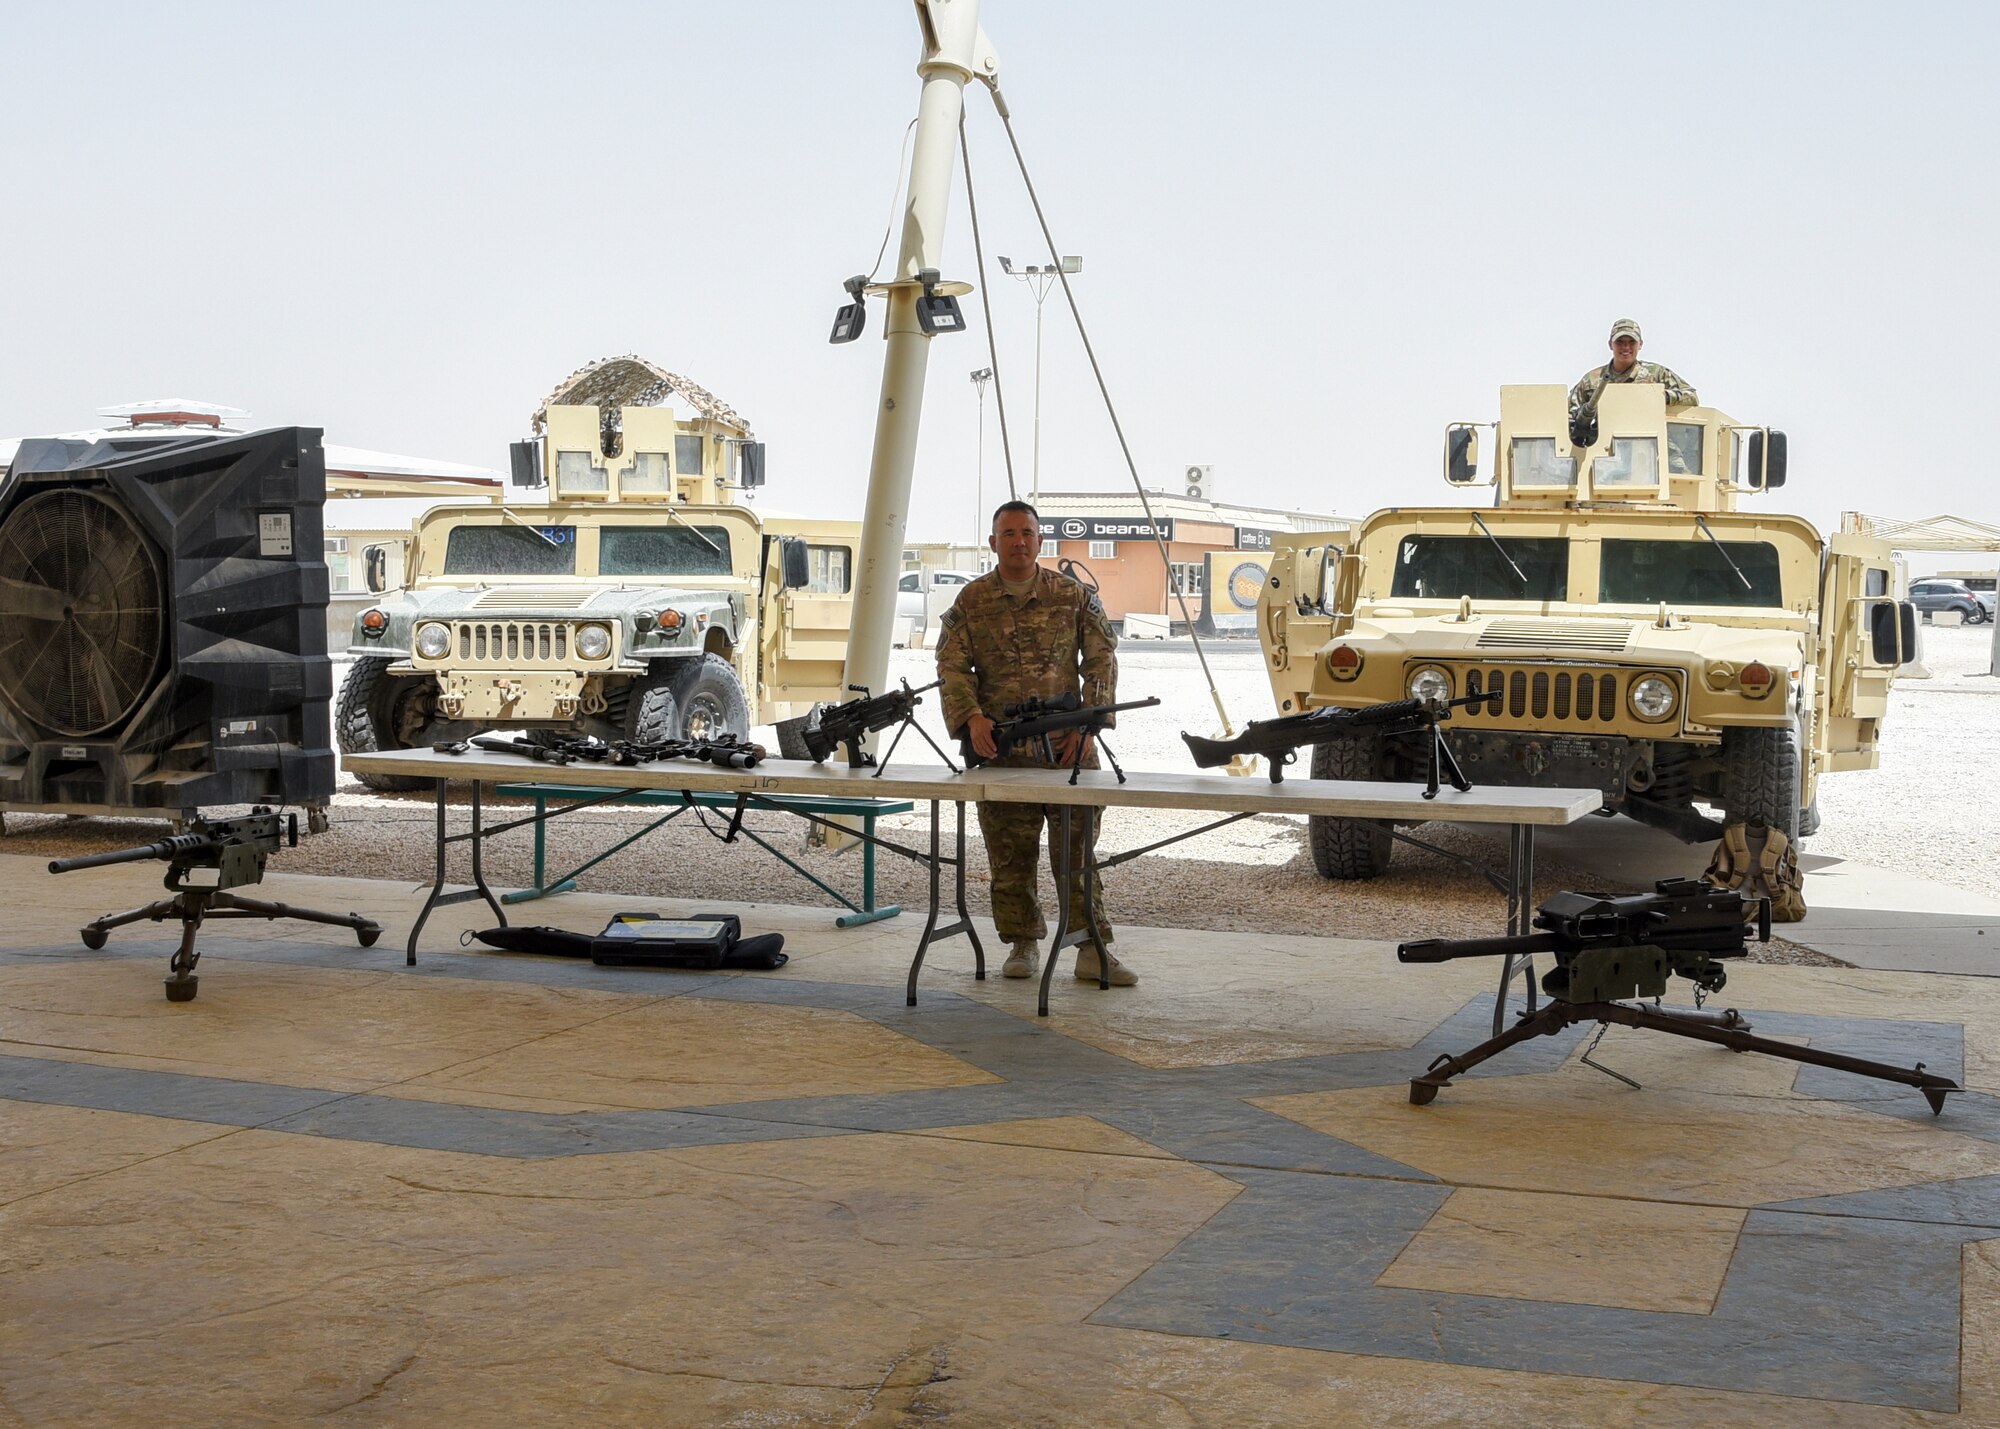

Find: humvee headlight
1629;675;1678;721
575;623;612;660
1406;666;1452;703
414;622;451;659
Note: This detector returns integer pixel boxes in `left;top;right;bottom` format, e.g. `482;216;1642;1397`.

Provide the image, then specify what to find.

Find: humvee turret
337;358;858;790
1260;382;1918;877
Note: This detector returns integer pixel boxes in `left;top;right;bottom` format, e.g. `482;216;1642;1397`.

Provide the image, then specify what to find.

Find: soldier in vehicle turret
1569;319;1698;430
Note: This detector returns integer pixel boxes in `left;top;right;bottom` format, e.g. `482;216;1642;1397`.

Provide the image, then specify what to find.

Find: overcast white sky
3;2;1994;549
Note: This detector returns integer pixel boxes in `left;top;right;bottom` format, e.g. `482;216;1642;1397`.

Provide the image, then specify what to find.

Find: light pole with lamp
996;254;1080;504
969;366;992;545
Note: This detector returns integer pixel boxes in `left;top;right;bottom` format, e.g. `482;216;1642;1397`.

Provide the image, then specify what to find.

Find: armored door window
555;450;609;492
1510;438;1576;487
1594;437;1660;488
675;435;705;476
807;544;852;594
1390;535;1568;601
599;526;733;576
1667;423;1703;475
443;525;578;575
624;452;672;492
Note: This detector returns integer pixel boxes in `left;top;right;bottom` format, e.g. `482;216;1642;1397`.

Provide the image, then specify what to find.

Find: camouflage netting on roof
531;355;751;440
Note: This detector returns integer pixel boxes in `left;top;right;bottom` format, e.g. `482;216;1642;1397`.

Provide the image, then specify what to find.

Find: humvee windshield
599;526;733;577
443;525;577;576
1391;535;1568;601
1599;538;1783;607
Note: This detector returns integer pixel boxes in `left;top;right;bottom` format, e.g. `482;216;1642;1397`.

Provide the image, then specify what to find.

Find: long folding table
345;748;1599;1023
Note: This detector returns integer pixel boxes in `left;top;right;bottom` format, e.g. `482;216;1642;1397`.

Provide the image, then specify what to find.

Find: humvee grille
452;621;571;665
1476;620;1633;652
1461;666;1622;726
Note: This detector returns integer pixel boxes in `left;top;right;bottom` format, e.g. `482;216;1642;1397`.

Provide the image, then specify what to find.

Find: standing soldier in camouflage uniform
936;501;1135;986
1569;319;1698;430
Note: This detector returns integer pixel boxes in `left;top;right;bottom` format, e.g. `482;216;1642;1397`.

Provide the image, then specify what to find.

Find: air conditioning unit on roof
1184;464;1213;501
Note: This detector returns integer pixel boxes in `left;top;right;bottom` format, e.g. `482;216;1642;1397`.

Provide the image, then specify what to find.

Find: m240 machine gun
960;693;1162;785
464;733;766;770
802;679;962;776
1397;877;1961;1112
50;808;382;1002
1184;691;1492;794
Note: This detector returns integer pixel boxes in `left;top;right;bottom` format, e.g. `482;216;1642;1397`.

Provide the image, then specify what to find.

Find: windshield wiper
1694;515;1754;591
498;507;561;548
658;501;725;557
1469;512;1528;585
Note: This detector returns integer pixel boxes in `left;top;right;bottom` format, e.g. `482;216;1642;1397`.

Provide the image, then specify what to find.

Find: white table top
346;749;1599;827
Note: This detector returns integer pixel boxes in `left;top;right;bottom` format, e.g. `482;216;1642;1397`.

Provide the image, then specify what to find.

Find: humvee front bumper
423;669;591;723
1437;728;1638;803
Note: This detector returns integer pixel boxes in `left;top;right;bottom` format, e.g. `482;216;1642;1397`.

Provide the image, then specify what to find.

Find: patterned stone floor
4;856;1999;1426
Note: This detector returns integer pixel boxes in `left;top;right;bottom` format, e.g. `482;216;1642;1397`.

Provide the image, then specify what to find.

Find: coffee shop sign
1039;516;1175;542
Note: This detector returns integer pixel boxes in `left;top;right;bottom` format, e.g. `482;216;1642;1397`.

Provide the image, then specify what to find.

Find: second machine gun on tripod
961;693;1161;785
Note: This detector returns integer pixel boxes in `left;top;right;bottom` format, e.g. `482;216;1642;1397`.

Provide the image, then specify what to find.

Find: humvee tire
671;654;752;741
1720;724;1801;841
628;665;681;744
336;656;435;792
1308;733;1393;880
775;714;814;761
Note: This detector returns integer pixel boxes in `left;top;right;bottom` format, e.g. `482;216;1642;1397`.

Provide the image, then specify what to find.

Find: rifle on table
469;733;766;770
802;679;960;776
1396;877;1961;1112
960;693;1161;785
1183;690;1492;794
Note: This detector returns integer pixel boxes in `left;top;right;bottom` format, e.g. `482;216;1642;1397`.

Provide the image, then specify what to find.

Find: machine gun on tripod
1183;691;1491;794
802;679;960;776
50;808;382;1002
960;693;1161;785
1397;877;1962;1112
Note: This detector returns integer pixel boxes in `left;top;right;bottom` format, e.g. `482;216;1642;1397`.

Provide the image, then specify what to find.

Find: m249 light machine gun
802;679;962;776
960;694;1162;785
1397;877;1962;1112
1184;691;1492;795
50;809;382;1002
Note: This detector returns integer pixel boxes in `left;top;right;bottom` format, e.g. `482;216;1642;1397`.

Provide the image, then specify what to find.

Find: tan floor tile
1375;1186;1746;1313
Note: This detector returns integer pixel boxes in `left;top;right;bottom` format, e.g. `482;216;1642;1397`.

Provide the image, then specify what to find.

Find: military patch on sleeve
1084;599;1116;641
938;605;963;636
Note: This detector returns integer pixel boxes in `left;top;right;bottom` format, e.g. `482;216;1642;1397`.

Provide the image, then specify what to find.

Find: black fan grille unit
0;489;166;736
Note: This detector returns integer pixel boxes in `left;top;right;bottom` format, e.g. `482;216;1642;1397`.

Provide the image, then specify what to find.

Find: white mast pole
841;0;997;708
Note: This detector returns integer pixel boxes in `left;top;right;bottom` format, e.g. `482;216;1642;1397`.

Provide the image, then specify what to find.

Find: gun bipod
1409;996;1961;1113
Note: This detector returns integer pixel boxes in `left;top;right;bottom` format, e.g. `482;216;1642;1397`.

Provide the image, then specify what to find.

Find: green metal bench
494;783;914;928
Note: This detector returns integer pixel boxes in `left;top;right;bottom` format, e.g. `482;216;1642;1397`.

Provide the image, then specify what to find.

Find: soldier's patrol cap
1608;318;1643;342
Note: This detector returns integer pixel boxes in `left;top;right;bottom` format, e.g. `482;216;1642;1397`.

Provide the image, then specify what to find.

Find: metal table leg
1492;823;1540;1034
904;800;984;1005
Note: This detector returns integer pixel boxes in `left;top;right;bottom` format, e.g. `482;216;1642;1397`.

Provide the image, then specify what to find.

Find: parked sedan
1908;579;1989;624
896;568;977;626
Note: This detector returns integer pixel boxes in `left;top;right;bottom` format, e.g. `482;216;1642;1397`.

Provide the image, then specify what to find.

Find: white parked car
897;569;977;626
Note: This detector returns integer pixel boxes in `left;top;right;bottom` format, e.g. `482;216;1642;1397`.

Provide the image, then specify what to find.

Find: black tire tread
1720;724;1801;842
1307;733;1393;880
336;657;430;793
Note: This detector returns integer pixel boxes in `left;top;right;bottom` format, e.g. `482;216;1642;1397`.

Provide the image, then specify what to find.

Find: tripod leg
164;894;206;1003
1411;1001;1581;1104
80;899;181;949
206;893;383;947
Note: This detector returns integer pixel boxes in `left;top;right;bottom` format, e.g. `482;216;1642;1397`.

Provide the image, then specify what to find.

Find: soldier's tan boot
1001;939;1040;979
1074;943;1137;987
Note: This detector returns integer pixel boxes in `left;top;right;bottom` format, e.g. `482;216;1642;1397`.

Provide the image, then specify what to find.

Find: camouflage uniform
936;567;1119;947
1568;361;1699;423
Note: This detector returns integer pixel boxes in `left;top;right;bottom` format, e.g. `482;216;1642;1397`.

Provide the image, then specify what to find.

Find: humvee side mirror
1445;426;1480;485
362;545;388;594
1869;599;1919;663
780;535;811;590
739;442;767;489
509;439;546;488
1748;430;1787;489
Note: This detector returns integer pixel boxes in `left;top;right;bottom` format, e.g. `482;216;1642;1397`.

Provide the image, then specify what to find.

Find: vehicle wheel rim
685;697;722;741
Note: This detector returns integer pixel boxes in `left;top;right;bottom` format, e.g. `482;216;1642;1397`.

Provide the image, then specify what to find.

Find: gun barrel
49;833;214;875
1397;932;1561;964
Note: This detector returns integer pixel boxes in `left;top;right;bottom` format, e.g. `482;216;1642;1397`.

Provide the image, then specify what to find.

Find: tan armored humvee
339;358;858;790
1260;381;1917;877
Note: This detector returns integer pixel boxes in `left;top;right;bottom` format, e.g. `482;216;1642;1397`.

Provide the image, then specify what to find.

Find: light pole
969;366;992;542
996;254;1080;503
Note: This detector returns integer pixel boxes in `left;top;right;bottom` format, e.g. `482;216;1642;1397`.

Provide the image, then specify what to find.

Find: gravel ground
11;631;1990;965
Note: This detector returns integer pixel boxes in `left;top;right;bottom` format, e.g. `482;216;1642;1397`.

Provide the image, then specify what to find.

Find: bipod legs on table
904;800;986;1005
1411;997;1964;1113
80;888;383;1003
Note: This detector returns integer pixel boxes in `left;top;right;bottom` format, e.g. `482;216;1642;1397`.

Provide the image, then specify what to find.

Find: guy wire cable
980;78;1241;740
960;112;1019;501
